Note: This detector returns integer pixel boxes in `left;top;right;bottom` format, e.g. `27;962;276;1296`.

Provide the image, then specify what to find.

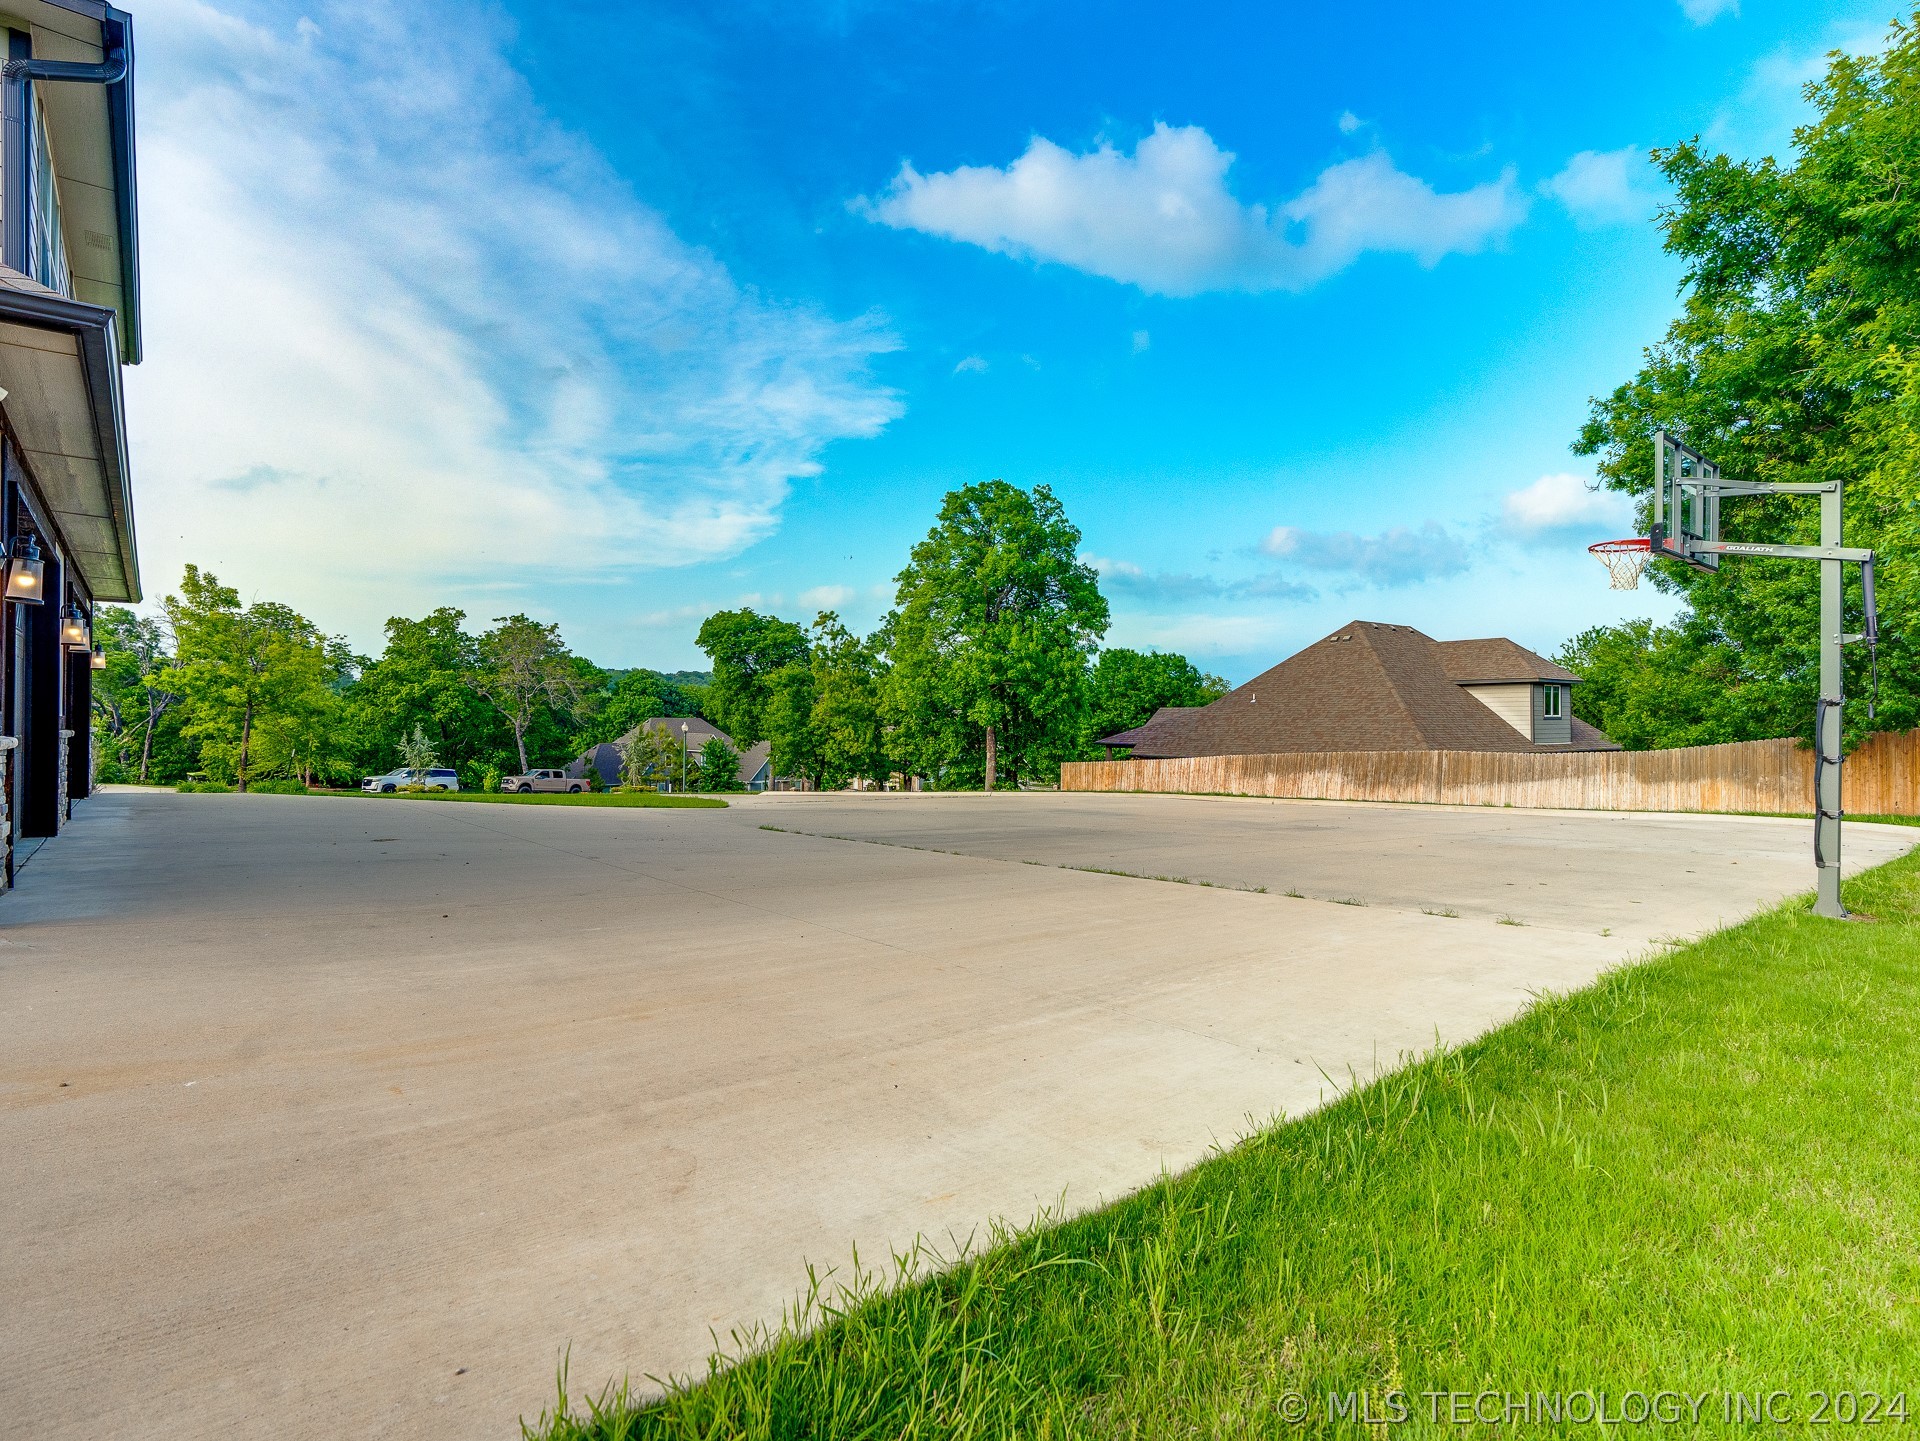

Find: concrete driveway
1;789;1910;1440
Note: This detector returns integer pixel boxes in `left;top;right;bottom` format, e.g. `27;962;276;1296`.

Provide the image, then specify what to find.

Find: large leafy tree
91;605;181;783
344;608;506;779
1083;648;1229;749
763;612;889;790
164;566;341;792
1571;20;1920;747
883;480;1108;788
583;669;700;747
695;609;810;744
471;615;587;774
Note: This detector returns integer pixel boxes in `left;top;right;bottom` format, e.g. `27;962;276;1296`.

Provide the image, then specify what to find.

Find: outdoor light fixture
90;645;107;670
61;604;88;649
3;533;45;603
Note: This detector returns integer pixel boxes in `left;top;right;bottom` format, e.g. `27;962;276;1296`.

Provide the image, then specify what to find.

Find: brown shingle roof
1128;621;1617;758
1436;637;1578;685
1096;706;1204;748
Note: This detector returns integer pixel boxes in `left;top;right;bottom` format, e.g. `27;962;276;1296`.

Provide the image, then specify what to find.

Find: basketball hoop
1590;537;1651;590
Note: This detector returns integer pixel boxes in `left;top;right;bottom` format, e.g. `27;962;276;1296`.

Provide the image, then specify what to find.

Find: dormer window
1541;685;1562;719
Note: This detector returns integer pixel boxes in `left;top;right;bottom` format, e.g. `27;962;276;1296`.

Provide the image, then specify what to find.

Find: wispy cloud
1542;146;1662;227
799;584;855;609
1679;0;1737;24
856;123;1528;296
953;354;989;374
1091;556;1317;604
128;0;900;635
1260;521;1469;586
1502;473;1631;534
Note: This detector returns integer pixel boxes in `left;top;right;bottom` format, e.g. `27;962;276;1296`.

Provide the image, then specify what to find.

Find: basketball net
1589;538;1651;591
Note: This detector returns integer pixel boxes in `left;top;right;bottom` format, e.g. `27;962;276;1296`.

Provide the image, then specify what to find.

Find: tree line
92;482;1227;791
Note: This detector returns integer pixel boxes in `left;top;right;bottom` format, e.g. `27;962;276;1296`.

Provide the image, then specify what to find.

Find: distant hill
601;668;712;688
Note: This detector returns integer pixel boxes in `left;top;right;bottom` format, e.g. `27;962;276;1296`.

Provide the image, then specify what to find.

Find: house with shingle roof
570;717;775;790
1099;621;1616;759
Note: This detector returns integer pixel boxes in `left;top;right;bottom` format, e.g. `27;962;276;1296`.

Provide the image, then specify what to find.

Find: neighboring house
0;4;142;886
570;716;775;791
1098;621;1616;759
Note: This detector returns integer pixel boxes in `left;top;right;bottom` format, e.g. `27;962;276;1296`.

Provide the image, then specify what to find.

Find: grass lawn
528;849;1920;1438
319;789;728;809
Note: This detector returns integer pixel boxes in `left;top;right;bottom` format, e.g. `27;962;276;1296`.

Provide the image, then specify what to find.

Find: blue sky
125;0;1894;679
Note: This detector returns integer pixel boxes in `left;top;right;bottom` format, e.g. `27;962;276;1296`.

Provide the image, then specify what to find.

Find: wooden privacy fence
1061;730;1920;817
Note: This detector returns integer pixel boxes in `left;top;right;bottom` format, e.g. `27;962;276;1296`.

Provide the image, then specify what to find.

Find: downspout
2;40;130;86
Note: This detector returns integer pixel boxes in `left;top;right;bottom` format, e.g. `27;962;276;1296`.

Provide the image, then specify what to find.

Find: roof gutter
1;9;141;365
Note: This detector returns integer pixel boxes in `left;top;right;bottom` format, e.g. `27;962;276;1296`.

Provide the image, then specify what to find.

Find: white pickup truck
503;769;585;794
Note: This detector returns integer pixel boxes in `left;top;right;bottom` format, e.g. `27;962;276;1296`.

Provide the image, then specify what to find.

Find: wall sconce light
4;533;45;603
90;645;107;670
61;604;89;649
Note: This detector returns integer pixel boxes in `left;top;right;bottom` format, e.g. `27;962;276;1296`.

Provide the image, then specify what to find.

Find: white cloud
1090;554;1318;604
1337;110;1363;135
1118;612;1299;658
953;354;989;374
1260;521;1469;586
856;123;1528;296
1502;473;1632;534
1130;329;1151;354
1542;146;1661;226
127;0;899;636
799;584;855;609
1679;0;1737;23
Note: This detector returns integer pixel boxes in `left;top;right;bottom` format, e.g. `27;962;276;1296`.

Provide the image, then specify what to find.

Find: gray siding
1533;684;1572;745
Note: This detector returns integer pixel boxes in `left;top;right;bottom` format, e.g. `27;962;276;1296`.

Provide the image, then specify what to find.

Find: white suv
362;768;460;793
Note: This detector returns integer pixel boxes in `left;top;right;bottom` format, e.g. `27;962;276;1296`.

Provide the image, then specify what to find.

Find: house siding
1464;684;1532;738
1534;684;1572;746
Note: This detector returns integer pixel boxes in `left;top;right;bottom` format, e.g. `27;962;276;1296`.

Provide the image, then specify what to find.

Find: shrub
174;780;233;794
247;778;308;795
481;766;501;794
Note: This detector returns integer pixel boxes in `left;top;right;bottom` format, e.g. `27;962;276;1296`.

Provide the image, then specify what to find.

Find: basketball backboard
1651;430;1720;571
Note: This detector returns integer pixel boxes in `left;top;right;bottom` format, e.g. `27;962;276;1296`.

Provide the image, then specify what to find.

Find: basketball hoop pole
1818;480;1845;919
1651;429;1870;919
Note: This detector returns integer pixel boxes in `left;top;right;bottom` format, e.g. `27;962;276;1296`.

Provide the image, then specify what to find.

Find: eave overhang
0;263;137;600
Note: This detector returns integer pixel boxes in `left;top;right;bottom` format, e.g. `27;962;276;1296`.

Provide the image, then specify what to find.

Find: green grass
320;788;727;809
525;850;1920;1438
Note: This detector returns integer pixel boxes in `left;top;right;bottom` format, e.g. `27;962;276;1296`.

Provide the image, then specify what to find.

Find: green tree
471;615;586;774
695;609;810;744
90;605;180;783
763;660;822;787
164;566;338;793
696;736;745;792
808;613;888;788
883;480;1108;788
344;608;505;778
584;669;699;747
619;725;675;790
1555;619;1751;750
1084;648;1229;748
396;722;439;777
1571;20;1920;746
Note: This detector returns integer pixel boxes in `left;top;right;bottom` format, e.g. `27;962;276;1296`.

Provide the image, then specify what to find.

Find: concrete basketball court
2;789;1910;1440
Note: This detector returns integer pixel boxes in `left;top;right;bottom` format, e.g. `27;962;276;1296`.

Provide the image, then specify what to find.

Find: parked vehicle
503;769;584;794
362;768;461;793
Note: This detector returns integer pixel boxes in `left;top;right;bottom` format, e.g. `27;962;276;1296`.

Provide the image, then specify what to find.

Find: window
1541;685;1562;719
